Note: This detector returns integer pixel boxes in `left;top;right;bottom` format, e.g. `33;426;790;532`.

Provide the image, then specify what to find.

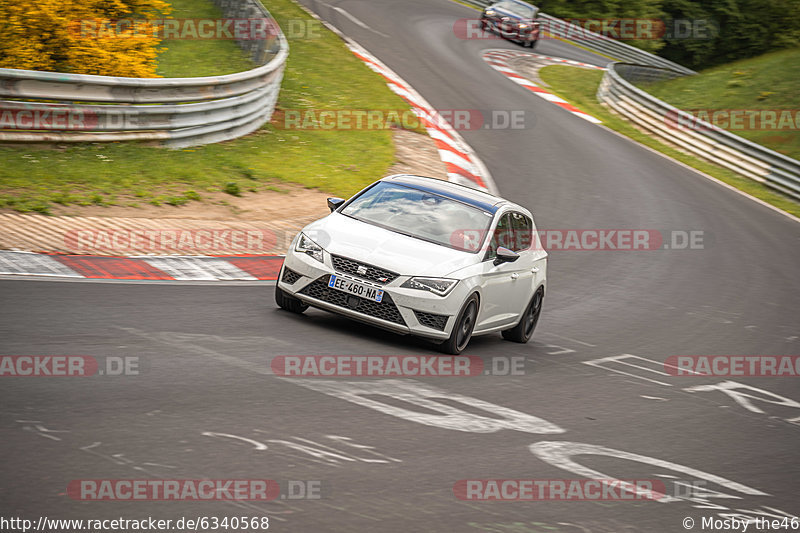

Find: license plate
328;275;384;303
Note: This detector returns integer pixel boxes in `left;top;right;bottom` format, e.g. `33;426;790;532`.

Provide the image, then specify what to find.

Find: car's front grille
331;255;399;285
414;310;449;331
281;267;302;284
300;275;406;326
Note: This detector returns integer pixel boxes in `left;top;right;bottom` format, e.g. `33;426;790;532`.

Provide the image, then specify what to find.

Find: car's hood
303;213;479;278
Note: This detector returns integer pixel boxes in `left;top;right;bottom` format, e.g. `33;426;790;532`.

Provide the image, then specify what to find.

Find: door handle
531;267;540;273
511;273;519;280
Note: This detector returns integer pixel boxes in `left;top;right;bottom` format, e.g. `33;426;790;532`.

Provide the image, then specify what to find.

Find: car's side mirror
494;247;519;266
327;197;345;212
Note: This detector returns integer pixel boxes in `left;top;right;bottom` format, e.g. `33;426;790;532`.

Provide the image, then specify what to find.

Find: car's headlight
295;232;324;263
401;277;458;297
484;9;495;15
518;23;529;28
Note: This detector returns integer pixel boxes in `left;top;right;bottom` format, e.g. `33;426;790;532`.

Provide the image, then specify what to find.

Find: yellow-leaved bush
0;0;171;77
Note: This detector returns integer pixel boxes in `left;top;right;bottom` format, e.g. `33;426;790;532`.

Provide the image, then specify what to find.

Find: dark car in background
480;0;540;48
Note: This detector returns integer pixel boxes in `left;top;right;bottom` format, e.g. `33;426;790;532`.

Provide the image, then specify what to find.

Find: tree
540;0;800;69
539;0;666;53
0;0;170;77
659;0;800;69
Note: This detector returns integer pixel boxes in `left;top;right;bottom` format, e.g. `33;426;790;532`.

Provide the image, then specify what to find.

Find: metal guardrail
464;0;800;200
598;63;800;201
458;0;694;74
0;0;287;148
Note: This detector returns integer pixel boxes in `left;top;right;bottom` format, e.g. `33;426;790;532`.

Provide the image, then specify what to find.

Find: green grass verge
155;0;254;77
0;0;413;214
538;64;800;218
643;47;800;160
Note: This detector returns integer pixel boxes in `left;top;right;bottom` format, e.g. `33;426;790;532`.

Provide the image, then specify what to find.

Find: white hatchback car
275;175;547;354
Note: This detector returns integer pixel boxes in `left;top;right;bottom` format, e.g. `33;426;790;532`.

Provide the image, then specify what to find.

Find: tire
275;284;308;314
439;294;479;355
502;286;544;343
526;38;537;49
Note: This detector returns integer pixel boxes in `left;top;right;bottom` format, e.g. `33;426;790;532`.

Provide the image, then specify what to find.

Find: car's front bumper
277;249;475;341
483;17;540;41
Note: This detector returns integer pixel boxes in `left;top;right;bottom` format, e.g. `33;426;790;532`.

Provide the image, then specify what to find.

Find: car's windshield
495;1;537;18
340;181;494;253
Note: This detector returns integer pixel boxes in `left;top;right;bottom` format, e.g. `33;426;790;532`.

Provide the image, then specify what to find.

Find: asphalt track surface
1;0;799;531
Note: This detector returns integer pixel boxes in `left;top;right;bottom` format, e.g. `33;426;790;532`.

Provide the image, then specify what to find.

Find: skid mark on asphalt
202;432;269;451
17;420;70;441
201;431;403;467
640;395;669;401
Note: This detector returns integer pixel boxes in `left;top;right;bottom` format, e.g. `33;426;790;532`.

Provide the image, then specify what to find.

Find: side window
486;213;513;260
510;212;532;251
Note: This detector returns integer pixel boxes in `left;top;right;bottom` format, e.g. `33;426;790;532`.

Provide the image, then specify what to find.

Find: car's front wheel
440;294;479;355
502;286;543;343
275;284;308;314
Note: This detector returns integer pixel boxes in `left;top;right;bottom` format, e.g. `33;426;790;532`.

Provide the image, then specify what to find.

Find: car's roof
382;174;511;214
492;0;536;7
491;0;538;12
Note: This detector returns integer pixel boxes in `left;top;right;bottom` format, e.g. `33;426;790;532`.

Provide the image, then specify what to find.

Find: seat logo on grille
357;266;368;275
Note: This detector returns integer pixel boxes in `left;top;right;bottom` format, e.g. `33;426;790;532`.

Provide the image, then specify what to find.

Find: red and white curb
482;49;604;124
0;251;283;281
348;44;494;192
298;4;497;195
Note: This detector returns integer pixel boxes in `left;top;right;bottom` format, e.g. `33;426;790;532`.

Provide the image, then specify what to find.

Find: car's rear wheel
440;294;479;355
275;284;308;314
502;286;543;343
